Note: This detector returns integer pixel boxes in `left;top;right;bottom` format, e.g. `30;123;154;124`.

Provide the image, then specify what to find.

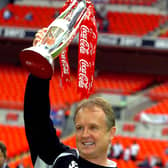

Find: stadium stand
159;28;168;38
9;155;33;168
147;82;168;100
6;112;19;122
1;0;168;167
0;4;58;28
162;127;168;136
0;65;156;109
0;124;29;157
134;99;168;125
0;2;166;36
138;99;168;115
109;0;158;6
107;11;164;36
122;123;136;132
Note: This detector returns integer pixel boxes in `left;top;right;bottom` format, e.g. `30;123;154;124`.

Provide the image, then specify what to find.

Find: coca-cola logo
61;60;69;74
80;25;89;39
60;50;69;74
78;59;89;89
79;59;89;74
80;39;89;55
78;73;89;89
80;25;89;55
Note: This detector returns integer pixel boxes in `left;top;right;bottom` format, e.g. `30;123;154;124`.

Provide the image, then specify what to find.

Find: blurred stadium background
0;0;168;167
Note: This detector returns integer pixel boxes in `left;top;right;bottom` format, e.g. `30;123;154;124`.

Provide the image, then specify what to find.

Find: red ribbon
59;47;71;87
59;0;98;98
78;2;98;98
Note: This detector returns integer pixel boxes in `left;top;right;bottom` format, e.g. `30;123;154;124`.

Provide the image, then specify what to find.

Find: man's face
74;106;115;160
0;150;5;167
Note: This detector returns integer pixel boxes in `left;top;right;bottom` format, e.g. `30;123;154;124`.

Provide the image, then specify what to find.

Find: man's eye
76;126;83;131
90;125;98;130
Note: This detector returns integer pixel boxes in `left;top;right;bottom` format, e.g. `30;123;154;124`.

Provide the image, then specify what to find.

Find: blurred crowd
108;140;168;168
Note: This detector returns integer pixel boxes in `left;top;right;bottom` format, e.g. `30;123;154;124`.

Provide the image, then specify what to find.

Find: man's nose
82;128;89;137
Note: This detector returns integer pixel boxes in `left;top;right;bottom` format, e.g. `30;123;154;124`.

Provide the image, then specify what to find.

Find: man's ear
110;127;116;140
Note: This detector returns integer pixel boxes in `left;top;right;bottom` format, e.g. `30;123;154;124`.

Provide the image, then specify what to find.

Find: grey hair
73;97;115;130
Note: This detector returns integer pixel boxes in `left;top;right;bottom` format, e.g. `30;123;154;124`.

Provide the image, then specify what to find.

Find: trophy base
19;46;54;79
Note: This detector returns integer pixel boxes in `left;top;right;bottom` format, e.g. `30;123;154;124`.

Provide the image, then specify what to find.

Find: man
130;140;140;161
123;146;130;161
112;141;123;159
0;142;9;168
3;8;12;20
24;74;117;167
137;156;150;168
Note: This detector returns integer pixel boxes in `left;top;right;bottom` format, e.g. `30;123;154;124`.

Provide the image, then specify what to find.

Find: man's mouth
82;142;95;146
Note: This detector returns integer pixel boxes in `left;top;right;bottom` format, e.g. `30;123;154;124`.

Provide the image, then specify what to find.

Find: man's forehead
79;105;103;112
76;106;106;121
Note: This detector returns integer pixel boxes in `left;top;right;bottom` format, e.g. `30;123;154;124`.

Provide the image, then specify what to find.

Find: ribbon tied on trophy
20;0;98;98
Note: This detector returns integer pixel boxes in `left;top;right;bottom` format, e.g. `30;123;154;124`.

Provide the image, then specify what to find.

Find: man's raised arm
24;74;64;165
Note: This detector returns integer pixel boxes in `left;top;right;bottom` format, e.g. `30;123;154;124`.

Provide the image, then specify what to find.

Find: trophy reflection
20;0;87;79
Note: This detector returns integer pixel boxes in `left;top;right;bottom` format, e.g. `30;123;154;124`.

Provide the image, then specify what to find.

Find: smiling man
24;74;117;168
74;98;116;167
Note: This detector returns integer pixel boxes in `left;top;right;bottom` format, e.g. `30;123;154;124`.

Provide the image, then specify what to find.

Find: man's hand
33;28;48;46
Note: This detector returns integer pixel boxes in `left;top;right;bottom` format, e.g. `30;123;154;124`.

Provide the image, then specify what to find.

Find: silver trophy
19;0;87;79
